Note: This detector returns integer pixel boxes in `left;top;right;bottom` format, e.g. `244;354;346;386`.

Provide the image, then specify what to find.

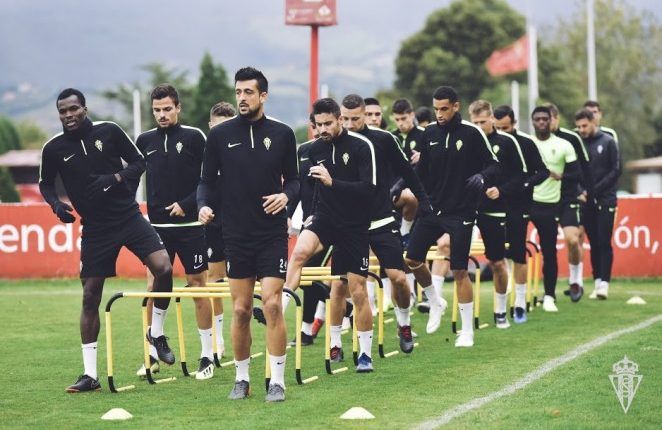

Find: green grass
1;278;661;429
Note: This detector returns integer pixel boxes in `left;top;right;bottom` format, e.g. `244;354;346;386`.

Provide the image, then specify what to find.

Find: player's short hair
531;106;552;119
209;101;236;118
583;100;601;111
235;66;268;93
574;108;595;122
312;98;341;118
415;106;433;124
341;94;365;110
151;84;179;105
542;102;559;118
493;105;515;123
364;97;380;107
56;88;86;107
309;112;316;126
392;99;413;115
468;99;492;117
432;86;458;103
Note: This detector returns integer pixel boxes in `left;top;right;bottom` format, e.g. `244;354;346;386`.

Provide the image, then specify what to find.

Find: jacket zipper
445;132;450;149
250;125;255;149
80;139;88;155
331;144;336;164
164;133;168;152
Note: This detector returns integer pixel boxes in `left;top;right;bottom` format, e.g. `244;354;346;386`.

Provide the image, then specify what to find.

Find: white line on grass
414;314;662;430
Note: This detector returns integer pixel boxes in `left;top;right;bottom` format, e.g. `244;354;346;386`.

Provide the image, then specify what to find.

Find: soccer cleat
195;357;214;380
569;283;584;302
588;289;598;299
398;325;414;353
542;295;559;312
329;346;344;363
596;282;609;300
311;318;325;338
228;380;250;400
495;312;511;329
356;353;373;373
426;297;447;334
288;332;314;347
417;300;431;314
563;288;571;296
455;332;474;348
147;329;175;365
65;374;101;393
252;306;266;325
265;383;286;402
513;307;528;324
136;355;160;378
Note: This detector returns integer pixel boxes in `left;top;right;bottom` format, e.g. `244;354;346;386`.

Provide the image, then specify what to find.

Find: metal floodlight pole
310;25;319;110
132;89;145;201
587;0;598;100
511;80;520;127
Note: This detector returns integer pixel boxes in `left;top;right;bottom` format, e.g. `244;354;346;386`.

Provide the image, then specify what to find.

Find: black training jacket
507;129;549;211
555;127;591;201
197;114;299;241
307;128;376;230
287;139;315;221
416;114;500;217
393;125;425;165
583;130;620;206
479;128;527;214
39;118;144;228
137;123;205;225
357;126;431;225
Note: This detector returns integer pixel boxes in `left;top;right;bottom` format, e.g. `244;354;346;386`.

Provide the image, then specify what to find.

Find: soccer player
206;101;237;357
340;94;432;352
529;106;580;312
136;84;214;380
364;97;384;128
545;103;591;302
283;97;377;371
415;106;433;128
468;100;527;328
40;88;174;392
575;108;620;299
493;105;549;323
197;67;299;402
583;100;619;144
405;86;500;348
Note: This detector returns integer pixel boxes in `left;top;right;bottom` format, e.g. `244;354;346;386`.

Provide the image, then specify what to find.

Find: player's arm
177;131;206;216
388;133;432;214
113;123;146;183
39;144;76;223
286;145;305;219
476;131;501;186
593;137;621;194
281;129;300;204
497;140;527;198
527;142;550;187
197;131;220;224
326;142;376;197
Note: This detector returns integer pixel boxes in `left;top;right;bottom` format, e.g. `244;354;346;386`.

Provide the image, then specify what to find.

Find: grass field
1;277;661;429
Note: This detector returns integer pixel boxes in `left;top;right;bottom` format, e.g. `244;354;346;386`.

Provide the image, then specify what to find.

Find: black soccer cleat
65;374;101;393
398;325;414;353
569;283;584;303
147;329;175;365
252;307;267;325
288;332;314;347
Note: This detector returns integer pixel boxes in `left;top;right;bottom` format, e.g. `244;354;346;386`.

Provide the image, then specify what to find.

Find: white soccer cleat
588;289;598;299
426;297;447;334
542;295;558;312
596;282;609;300
495;313;511;329
455;331;474;348
195;357;214;380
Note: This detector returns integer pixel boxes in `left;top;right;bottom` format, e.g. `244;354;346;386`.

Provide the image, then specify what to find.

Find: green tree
0;116;21;153
394;0;525;107
189;52;234;132
15;120;47;150
0;167;20;202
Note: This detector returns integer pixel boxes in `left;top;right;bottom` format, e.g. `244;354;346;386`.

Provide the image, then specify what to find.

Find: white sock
82;342;98;379
357;330;373;358
342;317;351;330
366;280;376;311
515;283;527;308
406;273;416;292
235;357;250;382
330;325;342;348
302;321;313;336
395;307;410;326
150;307;167;337
569;264;580;284
214;314;224;348
148;334;158;358
423;285;441;306
282;293;291;314
577;262;584;286
601;280;609;290
199;328;213;359
400;219;413;235
594;278;602;291
269;354;286;388
431;275;444;298
382;278;392;306
459;302;474;335
314;301;326;321
495;292;507;314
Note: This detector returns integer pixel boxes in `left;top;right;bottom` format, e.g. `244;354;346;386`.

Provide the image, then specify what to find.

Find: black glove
53;201;76;223
465;173;485;192
86;174;118;200
389;181;405;203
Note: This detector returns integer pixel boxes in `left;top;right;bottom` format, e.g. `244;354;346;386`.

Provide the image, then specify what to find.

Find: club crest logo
598;145;603;154
456;139;463;151
95;140;103;152
610;356;642;414
342;152;350;165
552;148;557;157
410;140;417;150
176;142;183;154
493;145;500;154
264;137;272;150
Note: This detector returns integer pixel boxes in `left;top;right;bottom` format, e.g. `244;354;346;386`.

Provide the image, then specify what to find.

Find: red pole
310;25;319;110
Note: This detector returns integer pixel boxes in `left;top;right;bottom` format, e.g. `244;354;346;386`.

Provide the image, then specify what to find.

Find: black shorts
224;235;288;280
559;200;582;228
205;224;225;263
369;222;405;271
406;212;475;270
306;245;333;267
477;213;506;262
505;210;529;264
306;214;369;277
80;213;164;278
155;226;208;274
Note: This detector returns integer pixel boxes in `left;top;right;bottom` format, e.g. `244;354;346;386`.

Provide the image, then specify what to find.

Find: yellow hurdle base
331;367;348;374
302;376;319;384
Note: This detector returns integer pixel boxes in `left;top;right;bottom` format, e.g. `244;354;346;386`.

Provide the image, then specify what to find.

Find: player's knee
233;304;252;325
405;258;422;270
262;294;282;321
453;269;469;281
82;289;102;313
290;246;311;266
490;259;506;275
152;260;173;279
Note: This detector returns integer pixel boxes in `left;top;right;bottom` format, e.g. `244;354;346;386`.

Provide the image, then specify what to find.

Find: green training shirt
532;134;577;203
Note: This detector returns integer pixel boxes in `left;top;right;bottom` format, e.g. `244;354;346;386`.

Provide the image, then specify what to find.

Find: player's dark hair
432;86;458;103
312;98;341;118
341;94;365;110
392;99;413;115
493;105;515;123
531;106;551;119
56;88;86;107
235;66;268;93
364;97;380;106
210;101;236;118
574;108;595;122
151;84;180;106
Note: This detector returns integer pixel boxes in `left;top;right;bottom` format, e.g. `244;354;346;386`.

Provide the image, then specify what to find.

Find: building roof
0;149;41;167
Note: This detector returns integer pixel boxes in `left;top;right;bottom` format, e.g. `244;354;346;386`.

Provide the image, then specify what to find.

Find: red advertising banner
285;0;337;26
486;34;529;77
1;196;661;279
